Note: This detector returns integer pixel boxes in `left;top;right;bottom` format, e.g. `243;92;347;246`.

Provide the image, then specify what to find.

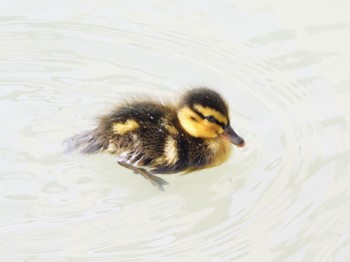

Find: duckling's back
64;101;188;173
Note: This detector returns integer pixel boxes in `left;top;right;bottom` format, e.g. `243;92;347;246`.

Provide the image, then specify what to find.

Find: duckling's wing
103;102;181;171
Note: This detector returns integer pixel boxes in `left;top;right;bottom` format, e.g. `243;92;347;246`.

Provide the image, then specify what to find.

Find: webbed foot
118;161;169;191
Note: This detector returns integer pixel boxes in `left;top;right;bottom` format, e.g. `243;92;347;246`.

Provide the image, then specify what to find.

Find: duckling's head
177;87;245;147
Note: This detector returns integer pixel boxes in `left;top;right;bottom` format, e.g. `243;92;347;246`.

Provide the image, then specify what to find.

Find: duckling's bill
221;125;245;147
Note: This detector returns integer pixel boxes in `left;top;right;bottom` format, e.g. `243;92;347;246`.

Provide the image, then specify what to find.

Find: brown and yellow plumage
64;87;245;190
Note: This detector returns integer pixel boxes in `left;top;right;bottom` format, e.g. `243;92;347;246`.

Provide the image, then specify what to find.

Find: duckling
64;87;245;190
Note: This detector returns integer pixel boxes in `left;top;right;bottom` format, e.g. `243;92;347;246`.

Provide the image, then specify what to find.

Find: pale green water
1;0;350;261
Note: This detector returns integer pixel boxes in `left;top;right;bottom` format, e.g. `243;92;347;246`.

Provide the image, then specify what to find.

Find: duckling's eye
206;115;216;123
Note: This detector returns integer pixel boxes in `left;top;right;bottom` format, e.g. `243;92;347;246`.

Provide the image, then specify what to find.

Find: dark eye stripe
210;118;226;129
192;108;226;129
206;115;216;122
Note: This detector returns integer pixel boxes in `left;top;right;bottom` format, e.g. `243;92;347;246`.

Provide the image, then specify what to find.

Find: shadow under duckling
64;87;245;190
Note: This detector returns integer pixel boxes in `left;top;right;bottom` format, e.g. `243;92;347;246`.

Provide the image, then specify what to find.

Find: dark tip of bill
237;139;245;147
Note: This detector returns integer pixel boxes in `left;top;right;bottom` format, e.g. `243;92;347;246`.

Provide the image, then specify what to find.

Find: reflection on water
1;0;350;261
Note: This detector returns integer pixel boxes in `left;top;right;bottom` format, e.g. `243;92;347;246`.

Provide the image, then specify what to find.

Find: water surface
1;0;350;261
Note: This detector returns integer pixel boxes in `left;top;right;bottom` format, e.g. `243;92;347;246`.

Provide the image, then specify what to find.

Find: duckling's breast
206;138;232;168
178;136;232;172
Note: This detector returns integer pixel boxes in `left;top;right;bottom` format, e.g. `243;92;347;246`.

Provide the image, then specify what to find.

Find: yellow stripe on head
177;106;224;138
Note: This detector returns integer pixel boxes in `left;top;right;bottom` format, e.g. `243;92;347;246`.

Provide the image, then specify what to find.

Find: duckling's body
65;88;244;190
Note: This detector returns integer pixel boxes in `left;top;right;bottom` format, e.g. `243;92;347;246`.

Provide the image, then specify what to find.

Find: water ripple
1;2;349;261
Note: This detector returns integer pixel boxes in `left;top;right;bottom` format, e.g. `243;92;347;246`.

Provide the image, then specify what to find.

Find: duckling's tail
63;130;104;155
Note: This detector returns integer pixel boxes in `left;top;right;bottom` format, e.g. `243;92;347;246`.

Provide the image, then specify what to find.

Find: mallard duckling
64;87;245;190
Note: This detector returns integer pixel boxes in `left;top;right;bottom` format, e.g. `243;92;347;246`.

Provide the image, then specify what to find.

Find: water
1;0;350;261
